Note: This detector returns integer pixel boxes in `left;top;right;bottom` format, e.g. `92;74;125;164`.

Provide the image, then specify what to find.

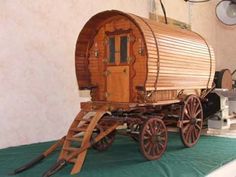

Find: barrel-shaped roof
75;10;215;91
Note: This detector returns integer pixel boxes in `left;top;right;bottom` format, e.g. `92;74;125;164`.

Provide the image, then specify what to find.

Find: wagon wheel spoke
145;128;152;136
140;118;167;160
182;120;191;124
191;127;196;143
143;134;150;140
160;130;166;136
147;143;153;155
193;127;198;141
186;104;192;118
195;124;201;130
196;118;202;122
156;122;161;134
158;142;165;149
191;97;197;117
144;140;152;149
191;126;196;143
149;123;156;135
160;138;165;143
145;142;152;152
153;144;159;155
180;95;203;148
152;144;157;156
189;97;194;117
185;125;192;143
187;127;192;143
182;123;191;133
184;110;191;120
194;109;202;118
193;101;200;115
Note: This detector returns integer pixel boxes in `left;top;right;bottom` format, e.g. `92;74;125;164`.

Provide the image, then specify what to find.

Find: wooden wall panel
88;27;106;100
86;15;147;101
128;14;159;90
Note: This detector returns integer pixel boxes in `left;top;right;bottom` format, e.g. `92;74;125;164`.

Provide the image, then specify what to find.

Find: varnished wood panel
107;66;129;102
85;15;147;102
142;17;215;91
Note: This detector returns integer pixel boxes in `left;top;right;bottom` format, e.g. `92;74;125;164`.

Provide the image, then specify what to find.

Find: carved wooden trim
105;29;132;36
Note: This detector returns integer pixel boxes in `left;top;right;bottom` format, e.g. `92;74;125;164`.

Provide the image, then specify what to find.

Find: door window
107;34;129;65
108;37;115;64
120;36;128;63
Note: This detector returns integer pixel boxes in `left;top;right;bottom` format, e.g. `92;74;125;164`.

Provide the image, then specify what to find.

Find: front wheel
139;117;168;160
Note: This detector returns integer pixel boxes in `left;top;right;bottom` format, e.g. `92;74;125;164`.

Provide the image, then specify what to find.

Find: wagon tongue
42;159;67;177
8;154;45;175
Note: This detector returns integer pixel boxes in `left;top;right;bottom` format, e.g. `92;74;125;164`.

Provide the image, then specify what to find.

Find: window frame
106;31;130;66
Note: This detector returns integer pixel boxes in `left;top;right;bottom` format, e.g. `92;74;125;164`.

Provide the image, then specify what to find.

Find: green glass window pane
120;36;128;63
109;37;115;63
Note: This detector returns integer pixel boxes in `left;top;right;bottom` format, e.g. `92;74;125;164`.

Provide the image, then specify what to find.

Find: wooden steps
57;109;120;175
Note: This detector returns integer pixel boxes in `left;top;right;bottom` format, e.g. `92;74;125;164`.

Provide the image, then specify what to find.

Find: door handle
123;68;127;74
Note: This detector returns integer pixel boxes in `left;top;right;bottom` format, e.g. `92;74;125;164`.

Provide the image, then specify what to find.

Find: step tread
66;137;83;142
80;119;92;122
70;126;87;132
63;147;80;152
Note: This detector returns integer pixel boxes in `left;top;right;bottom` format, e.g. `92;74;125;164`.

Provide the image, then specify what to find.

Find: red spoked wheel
140;117;168;160
179;95;203;148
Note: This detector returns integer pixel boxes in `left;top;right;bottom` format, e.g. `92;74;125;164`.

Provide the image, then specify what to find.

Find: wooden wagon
11;10;215;177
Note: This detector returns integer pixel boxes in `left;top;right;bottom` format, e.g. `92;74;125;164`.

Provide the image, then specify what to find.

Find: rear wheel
179;95;203;147
92;129;116;151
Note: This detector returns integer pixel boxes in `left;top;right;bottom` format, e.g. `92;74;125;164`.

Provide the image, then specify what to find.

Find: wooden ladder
58;109;119;175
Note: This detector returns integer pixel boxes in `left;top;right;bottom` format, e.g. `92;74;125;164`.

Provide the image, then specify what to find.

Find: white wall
0;0;149;149
215;16;236;73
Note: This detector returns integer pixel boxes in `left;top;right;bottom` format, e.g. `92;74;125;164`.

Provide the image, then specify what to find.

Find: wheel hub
190;118;197;125
151;134;161;143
